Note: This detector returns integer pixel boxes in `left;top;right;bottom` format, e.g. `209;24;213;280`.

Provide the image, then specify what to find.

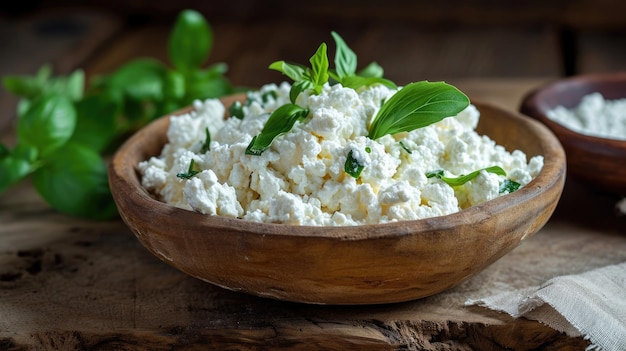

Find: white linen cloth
466;262;626;351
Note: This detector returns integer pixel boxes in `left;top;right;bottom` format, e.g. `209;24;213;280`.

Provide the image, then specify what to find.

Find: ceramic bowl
109;95;566;305
520;72;626;195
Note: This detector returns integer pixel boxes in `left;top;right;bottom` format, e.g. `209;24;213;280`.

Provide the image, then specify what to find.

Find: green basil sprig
168;9;213;74
270;31;396;104
1;9;235;219
499;179;521;194
426;166;521;193
250;31;400;156
328;31;396;90
32;142;117;220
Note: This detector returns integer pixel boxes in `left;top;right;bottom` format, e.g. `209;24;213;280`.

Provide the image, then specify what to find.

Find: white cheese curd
546;92;626;141
139;82;544;226
617;198;626;216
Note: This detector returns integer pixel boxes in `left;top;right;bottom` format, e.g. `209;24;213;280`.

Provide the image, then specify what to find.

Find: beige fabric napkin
466;262;626;351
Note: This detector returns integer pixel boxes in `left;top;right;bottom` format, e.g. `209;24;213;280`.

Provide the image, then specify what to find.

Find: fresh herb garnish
329;32;396;90
368;81;470;140
426;166;506;187
270;32;396;104
176;159;200;179
1;9;234;219
245;104;310;155
250;32;402;157
499;179;521;194
427;167;522;193
309;43;329;94
344;150;365;178
399;141;412;154
201;127;211;153
228;100;244;119
261;90;278;103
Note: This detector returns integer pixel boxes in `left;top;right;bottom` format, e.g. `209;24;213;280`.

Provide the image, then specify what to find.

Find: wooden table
3;78;626;351
2;8;626;350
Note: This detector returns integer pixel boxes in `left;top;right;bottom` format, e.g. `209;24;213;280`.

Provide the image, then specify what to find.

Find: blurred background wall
1;0;625;129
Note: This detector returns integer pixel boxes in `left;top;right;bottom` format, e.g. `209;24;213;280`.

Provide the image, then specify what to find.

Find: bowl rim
109;97;566;240
520;71;626;149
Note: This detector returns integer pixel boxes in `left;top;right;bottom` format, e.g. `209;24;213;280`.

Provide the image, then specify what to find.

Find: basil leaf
368;81;470;140
0;143;8;158
341;75;397;90
499;179;521;194
32;143;117;220
289;80;313;104
168;9;213;72
56;69;85;102
185;68;233;100
12;143;38;164
106;59;166;100
309;43;329;94
426;169;444;179
358;62;384;78
4;64;48;98
344;150;365;178
163;69;185;101
331;31;357;79
70;94;119;152
269;61;308;82
18;95;76;158
3;74;45;99
426;166;506;187
229;100;244;119
4;66;84;102
0;155;32;193
245;104;309;155
261;90;278;103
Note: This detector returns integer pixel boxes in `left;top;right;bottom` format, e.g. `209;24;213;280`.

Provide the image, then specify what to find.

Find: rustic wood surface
2;5;626;350
4;130;626;350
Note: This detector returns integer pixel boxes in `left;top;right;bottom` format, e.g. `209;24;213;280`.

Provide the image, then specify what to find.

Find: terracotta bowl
520;72;626;195
109;95;566;305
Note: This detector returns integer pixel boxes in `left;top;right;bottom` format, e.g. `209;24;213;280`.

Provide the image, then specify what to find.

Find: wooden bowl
520;72;626;195
108;95;565;305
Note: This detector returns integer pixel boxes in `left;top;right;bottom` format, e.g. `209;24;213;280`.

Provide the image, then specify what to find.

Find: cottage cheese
138;82;543;226
546;92;626;141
